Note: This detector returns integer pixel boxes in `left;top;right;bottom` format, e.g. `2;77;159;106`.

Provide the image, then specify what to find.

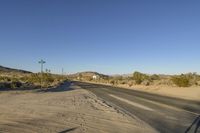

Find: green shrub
133;72;143;84
133;71;149;84
171;75;190;87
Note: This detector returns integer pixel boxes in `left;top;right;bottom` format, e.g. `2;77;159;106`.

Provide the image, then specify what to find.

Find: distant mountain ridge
0;65;32;74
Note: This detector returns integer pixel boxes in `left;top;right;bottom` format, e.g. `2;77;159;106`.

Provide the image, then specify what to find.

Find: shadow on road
185;115;200;133
37;82;74;93
58;127;78;133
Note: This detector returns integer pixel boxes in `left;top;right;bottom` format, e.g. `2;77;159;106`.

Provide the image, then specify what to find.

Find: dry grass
0;72;67;90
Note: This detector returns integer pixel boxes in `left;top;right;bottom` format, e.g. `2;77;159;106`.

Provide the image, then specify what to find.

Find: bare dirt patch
119;84;200;102
0;82;156;133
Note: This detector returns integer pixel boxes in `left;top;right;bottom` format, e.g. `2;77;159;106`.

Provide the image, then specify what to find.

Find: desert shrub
120;80;126;84
27;73;53;87
0;72;66;89
11;81;22;89
133;72;143;84
133;72;149;84
109;80;115;85
102;76;109;81
27;73;67;88
171;75;190;87
28;73;41;83
5;83;11;88
0;83;11;89
0;83;6;89
185;72;200;86
141;80;150;86
128;81;134;87
114;76;123;81
150;74;160;80
11;77;20;82
84;76;93;81
19;76;29;82
43;73;54;83
0;76;12;82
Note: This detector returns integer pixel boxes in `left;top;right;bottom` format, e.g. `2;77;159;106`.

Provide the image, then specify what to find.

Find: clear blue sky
0;0;200;75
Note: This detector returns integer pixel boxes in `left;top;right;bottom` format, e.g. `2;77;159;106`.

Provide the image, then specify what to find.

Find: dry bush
150;74;160;80
0;72;67;89
83;76;93;81
133;71;150;85
141;80;151;86
0;83;10;89
109;80;115;85
127;81;134;87
171;75;190;87
10;81;22;89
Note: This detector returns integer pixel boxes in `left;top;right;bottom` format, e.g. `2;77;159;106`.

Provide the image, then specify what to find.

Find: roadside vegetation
171;75;190;87
0;71;67;90
69;71;200;88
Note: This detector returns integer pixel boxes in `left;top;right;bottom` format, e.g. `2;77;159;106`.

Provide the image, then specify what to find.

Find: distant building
92;75;99;80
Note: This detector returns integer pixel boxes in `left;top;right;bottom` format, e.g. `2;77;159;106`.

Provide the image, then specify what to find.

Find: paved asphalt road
73;81;200;133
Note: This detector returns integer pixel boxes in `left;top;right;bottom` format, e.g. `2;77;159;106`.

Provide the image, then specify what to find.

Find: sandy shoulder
119;84;200;102
83;81;200;102
0;83;156;133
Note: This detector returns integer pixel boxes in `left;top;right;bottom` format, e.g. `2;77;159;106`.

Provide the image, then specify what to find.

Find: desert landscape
1;1;200;132
0;66;199;132
0;66;157;133
68;71;200;101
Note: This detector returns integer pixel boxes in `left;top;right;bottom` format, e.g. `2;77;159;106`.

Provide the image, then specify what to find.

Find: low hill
0;65;32;74
68;71;109;79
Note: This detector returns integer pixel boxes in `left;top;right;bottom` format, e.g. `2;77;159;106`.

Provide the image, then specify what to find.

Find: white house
92;75;99;80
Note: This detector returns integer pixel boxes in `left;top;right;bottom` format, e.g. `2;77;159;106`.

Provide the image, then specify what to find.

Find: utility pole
62;68;64;79
38;59;46;88
62;68;64;75
38;59;46;73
